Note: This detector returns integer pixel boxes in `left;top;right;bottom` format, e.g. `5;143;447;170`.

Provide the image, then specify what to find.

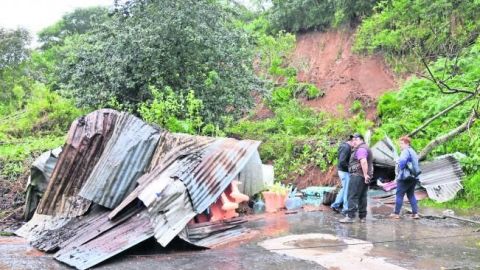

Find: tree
0;27;31;104
38;6;109;50
56;0;262;124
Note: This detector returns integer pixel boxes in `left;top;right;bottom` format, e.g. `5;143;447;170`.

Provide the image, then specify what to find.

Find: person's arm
338;145;349;168
398;149;409;170
360;158;370;183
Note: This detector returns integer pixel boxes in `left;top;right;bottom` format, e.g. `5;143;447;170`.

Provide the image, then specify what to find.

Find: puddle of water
260;233;408;270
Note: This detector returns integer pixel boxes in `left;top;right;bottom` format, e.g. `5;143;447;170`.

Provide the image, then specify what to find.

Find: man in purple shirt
340;133;373;223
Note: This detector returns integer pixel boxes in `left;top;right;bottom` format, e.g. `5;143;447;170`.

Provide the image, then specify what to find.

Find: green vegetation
268;0;378;32
53;0;261;125
354;0;480;70
374;38;480;208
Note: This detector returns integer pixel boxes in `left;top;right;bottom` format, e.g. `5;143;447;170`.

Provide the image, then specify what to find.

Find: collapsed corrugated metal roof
37;109;118;217
17;109;267;270
418;156;464;203
79;112;161;209
371;136;398;168
24;147;62;220
173;138;261;213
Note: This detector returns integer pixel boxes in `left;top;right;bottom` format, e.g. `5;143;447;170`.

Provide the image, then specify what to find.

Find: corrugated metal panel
108;134;214;219
419;156;464;202
24;147;62;220
178;217;248;248
54;211;154;270
138;163;196;246
37;109;119;217
173;138;261;213
15;213;72;243
372;136;398;168
79;112;161;209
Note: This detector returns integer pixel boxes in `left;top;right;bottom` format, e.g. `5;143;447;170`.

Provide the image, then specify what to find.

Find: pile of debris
16;109;273;269
370;137;465;203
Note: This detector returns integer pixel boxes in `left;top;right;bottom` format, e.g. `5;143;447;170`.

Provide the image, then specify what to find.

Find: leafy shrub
354;0;480;69
139;86;205;135
268;0;378;33
55;0;262;125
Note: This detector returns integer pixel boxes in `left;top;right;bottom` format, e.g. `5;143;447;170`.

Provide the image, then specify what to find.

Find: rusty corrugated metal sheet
419;156;464;202
79;112;161;209
173;138;261;213
178;217;248;248
109;133;214;219
138;163;196;246
37;109;119;217
15;213;72;243
54;211;154;270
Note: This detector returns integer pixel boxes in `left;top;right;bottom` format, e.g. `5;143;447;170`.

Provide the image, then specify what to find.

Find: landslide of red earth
291;30;397;119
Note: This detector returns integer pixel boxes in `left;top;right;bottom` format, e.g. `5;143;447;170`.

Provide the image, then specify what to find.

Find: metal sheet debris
54;211;154;270
179;217;248;248
418;156;464;203
173;138;261;213
371;136;398;168
79;112;160;209
16;109;266;270
24;147;62;220
37;109;118;217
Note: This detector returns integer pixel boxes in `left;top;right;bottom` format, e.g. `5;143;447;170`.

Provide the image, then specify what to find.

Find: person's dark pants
346;174;368;219
394;178;418;214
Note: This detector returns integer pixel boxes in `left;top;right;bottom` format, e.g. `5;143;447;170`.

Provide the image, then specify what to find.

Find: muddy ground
1;201;479;270
292;30;397;119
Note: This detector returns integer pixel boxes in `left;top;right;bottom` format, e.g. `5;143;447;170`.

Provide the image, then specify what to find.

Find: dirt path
291;30;397;119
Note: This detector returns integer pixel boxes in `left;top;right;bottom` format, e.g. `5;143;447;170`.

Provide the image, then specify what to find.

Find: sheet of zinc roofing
419;156;464;202
108;133;214;220
173;138;261;213
54;211;154;270
138;163;196;247
79;112;161;209
36;109;119;217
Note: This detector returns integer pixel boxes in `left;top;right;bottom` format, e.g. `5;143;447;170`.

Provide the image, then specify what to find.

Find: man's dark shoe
331;207;341;214
339;217;354;223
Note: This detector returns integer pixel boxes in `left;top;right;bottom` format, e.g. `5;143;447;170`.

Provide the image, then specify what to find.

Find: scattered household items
16;109;272;270
285;188;303;210
301;186;336;207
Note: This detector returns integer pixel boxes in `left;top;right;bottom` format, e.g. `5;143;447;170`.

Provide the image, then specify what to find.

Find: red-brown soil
291;29;397;119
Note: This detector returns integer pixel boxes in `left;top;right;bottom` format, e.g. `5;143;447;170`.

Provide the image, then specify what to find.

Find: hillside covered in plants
1;0;479;223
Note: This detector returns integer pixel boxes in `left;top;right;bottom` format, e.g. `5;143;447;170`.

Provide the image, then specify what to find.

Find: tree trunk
409;93;474;137
418;110;477;161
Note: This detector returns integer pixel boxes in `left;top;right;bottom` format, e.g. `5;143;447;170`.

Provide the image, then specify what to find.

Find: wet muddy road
1;207;479;270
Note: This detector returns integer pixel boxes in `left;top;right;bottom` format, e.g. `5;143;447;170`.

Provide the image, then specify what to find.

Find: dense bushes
354;0;480;69
53;0;261;125
268;0;377;32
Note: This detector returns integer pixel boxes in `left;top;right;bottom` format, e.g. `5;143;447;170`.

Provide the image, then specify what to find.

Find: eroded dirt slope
291;30;396;119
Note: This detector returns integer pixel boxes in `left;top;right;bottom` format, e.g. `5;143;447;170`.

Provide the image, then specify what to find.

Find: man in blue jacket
331;135;354;214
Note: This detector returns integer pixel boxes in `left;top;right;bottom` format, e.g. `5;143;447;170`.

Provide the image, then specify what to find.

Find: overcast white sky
0;0;114;44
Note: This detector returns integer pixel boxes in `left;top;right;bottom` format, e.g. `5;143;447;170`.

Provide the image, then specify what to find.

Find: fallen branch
419;110;477;160
409;93;474;137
